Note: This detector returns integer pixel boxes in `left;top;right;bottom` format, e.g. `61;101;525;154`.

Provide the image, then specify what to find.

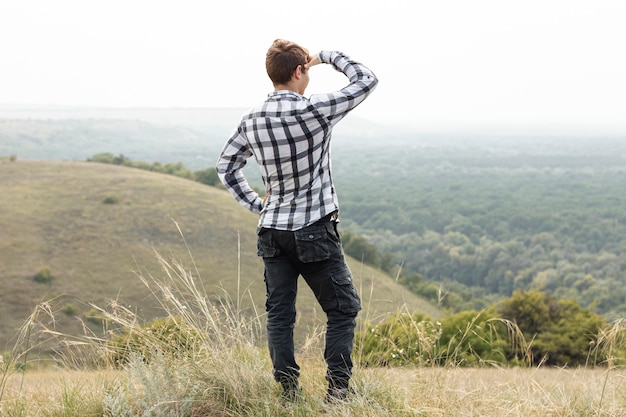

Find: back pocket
294;225;330;263
257;228;279;258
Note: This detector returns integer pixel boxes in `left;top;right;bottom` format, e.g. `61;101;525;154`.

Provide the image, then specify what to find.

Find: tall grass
594;318;626;410
71;248;421;416
2;247;626;415
0;301;56;402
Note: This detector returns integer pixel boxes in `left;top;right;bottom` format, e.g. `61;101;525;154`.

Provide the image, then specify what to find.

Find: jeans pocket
294;224;330;263
257;228;279;258
330;267;362;313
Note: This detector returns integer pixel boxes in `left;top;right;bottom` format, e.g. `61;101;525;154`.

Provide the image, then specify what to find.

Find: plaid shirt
216;50;378;231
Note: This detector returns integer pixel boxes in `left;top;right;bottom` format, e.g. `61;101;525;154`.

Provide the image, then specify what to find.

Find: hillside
0;159;440;350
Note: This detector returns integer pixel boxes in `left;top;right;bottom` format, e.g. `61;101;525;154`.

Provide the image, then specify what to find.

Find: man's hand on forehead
305;53;321;69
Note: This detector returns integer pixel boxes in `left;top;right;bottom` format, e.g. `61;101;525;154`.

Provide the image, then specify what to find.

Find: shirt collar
267;90;305;100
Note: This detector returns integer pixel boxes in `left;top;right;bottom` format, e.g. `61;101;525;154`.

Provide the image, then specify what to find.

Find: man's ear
294;65;304;80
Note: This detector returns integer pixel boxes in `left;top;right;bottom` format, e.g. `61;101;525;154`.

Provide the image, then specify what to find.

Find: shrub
194;167;220;186
357;308;520;367
85;309;110;326
63;303;79;316
33;267;52;283
358;291;615;368
342;231;383;268
88;153;117;164
107;316;203;367
498;289;609;366
357;311;440;367
436;309;514;366
102;195;120;205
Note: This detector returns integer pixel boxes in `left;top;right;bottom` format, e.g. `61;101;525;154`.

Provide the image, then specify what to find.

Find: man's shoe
280;381;302;403
325;386;355;404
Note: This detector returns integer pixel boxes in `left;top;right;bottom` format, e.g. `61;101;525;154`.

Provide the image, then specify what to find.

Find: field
2;363;625;416
2;249;625;416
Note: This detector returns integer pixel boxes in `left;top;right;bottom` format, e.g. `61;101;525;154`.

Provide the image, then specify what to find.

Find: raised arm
308;50;378;123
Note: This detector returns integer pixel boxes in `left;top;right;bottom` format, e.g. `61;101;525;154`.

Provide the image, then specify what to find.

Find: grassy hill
0;159;440;350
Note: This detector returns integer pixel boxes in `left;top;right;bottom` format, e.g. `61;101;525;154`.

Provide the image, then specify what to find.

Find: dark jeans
257;216;361;390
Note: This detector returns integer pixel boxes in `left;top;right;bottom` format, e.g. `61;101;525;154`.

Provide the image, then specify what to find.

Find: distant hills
0;106;389;172
0;159;440;350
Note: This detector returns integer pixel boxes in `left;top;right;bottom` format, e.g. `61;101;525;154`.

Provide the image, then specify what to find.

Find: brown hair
265;39;308;86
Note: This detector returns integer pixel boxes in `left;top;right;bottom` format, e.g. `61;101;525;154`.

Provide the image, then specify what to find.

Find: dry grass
2;366;625;416
1;246;625;416
1;369;120;416
383;366;626;416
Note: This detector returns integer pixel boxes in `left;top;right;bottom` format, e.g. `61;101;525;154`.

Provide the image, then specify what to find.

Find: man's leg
325;303;358;388
315;267;360;394
264;260;300;384
297;221;362;397
258;228;301;395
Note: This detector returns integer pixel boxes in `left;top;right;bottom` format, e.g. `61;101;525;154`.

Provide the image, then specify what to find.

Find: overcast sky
1;0;625;133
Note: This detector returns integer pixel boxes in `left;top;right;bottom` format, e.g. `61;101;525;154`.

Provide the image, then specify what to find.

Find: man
216;39;378;401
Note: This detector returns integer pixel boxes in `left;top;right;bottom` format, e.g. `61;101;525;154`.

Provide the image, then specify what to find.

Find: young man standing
216;39;378;401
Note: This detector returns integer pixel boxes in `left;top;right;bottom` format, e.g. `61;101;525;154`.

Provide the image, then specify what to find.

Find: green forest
332;134;626;318
86;131;626;322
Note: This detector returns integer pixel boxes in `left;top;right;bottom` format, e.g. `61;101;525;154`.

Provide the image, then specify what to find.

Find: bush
357;308;517;367
357;311;440;367
88;153;117;164
194;167;220;186
436;309;514;366
358;290;616;368
102;195;120;204
107;316;203;367
63;303;79;316
342;231;383;268
33;267;52;283
85;309;109;326
498;289;608;366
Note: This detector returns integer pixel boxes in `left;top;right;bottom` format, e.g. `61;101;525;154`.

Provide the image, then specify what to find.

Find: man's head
266;39;309;90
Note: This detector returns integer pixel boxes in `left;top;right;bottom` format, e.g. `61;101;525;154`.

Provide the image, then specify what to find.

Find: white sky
1;0;625;132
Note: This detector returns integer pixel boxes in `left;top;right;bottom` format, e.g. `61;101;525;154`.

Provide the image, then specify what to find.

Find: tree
497;289;607;366
194;168;220;186
342;232;382;268
357;290;613;368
